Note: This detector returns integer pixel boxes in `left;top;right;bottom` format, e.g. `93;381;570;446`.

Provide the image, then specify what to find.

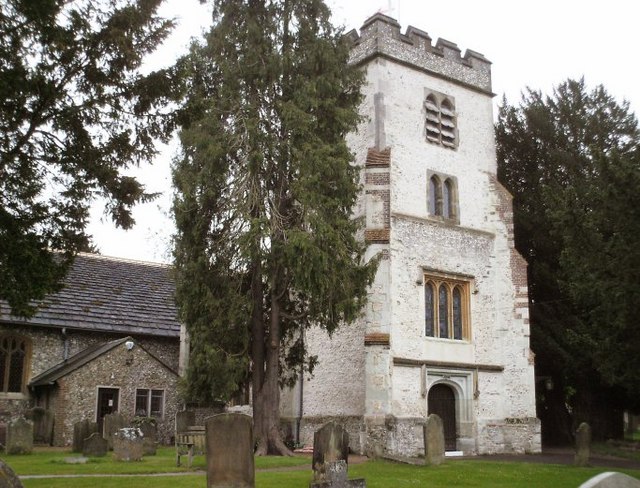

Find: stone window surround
427;171;459;224
424;89;458;149
135;388;165;419
423;270;471;341
0;334;31;397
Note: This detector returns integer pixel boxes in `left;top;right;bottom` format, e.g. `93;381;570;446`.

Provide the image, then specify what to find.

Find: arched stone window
429;175;442;216
0;335;30;394
424;91;457;149
424;274;470;340
427;173;458;223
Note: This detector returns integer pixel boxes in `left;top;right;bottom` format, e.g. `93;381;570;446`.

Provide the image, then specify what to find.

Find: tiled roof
29;336;178;387
0;253;180;338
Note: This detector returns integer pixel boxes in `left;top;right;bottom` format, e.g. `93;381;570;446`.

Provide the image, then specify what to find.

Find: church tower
283;13;540;456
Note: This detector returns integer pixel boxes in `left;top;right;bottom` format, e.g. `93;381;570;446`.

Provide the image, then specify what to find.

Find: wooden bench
175;410;206;467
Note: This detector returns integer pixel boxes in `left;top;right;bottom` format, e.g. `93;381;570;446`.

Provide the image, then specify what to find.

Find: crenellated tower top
347;13;492;93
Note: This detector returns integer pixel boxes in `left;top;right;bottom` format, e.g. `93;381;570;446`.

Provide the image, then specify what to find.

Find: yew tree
0;0;175;316
496;78;640;441
172;0;377;455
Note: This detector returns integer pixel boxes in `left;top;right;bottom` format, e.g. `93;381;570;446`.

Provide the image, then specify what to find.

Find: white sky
86;0;640;263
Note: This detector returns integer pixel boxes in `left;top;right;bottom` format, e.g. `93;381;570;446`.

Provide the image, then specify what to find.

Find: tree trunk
253;291;293;456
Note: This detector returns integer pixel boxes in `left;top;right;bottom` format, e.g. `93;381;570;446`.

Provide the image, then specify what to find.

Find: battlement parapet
347;13;492;93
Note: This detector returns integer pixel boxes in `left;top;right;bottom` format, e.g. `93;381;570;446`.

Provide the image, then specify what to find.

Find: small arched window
429;175;442;216
438;284;449;339
428;173;458;222
424;92;457;149
424;282;435;337
0;335;30;393
452;286;463;340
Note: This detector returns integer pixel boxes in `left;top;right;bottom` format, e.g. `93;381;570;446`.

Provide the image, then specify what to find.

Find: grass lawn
6;448;640;488
3;446;307;476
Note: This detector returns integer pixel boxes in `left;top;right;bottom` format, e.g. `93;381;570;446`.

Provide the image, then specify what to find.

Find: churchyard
2;448;639;488
1;417;638;488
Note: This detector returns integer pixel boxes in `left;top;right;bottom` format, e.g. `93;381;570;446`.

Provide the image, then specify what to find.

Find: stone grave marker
73;419;98;453
310;422;366;488
575;422;592;467
205;413;254;488
137;419;157;455
423;414;445;466
6;417;33;455
176;410;195;433
579;471;640;488
0;459;24;488
83;432;108;457
103;413;128;450
112;427;144;462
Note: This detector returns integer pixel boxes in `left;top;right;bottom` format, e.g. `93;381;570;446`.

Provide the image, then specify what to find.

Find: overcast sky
86;0;640;263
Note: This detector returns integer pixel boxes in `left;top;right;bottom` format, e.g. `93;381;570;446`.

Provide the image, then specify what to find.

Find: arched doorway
428;383;457;450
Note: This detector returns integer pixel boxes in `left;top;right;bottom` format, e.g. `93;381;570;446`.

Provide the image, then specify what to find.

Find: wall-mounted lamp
125;340;135;351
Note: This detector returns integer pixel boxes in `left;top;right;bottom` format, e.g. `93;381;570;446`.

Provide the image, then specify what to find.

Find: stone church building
281;14;541;456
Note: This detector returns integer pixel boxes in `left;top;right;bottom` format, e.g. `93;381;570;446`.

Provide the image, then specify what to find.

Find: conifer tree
0;0;176;316
172;0;377;455
496;78;640;440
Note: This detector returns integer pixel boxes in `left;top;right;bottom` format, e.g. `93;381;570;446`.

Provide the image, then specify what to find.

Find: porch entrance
97;387;119;433
428;383;457;450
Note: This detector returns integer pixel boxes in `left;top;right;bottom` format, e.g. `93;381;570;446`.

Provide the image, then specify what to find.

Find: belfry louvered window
425;93;457;149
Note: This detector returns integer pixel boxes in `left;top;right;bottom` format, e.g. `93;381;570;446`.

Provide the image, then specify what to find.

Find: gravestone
310;422;366;488
176;410;196;433
103;413;128;450
205;413;254;488
575;422;592;467
73;419;98;453
137;419;157;455
27;407;54;445
0;459;24;488
579;471;640;488
112;428;144;462
423;414;445;466
83;432;108;457
6;417;33;455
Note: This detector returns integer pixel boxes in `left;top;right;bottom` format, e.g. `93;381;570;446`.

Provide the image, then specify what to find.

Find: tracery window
424;275;470;340
425;93;457;148
0;335;30;393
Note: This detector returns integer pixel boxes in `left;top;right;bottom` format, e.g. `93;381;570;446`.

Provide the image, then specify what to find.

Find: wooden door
428;383;457;450
97;387;119;433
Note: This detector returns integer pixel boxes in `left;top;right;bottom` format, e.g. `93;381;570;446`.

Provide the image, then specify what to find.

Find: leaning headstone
6;417;33;455
0;459;24;488
83;432;108;457
205;413;255;488
112;428;144;462
575;422;592;467
578;471;640;488
73;419;98;453
103;413;128;450
137;419;157;455
310;422;366;488
423;414;445;466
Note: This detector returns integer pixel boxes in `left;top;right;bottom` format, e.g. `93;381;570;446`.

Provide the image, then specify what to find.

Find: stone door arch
428;383;457;450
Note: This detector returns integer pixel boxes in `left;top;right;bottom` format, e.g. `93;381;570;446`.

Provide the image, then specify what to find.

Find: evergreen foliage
0;0;176;316
172;0;377;454
496;78;640;441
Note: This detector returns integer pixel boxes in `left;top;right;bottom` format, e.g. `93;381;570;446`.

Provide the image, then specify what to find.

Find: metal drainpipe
295;327;304;446
62;327;69;360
